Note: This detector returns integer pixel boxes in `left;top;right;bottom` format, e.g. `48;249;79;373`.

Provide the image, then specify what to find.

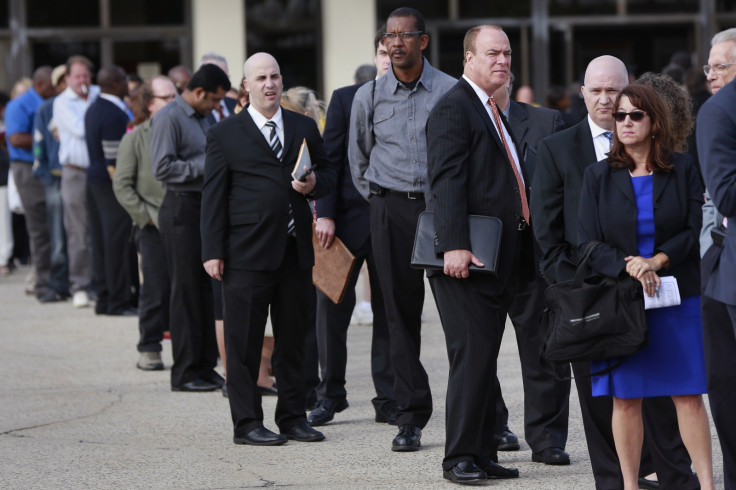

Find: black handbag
543;241;648;370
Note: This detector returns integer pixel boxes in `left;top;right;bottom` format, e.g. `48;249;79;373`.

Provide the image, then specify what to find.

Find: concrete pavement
0;266;723;488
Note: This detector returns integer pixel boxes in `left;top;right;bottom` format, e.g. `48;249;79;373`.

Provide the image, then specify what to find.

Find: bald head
168;65;192;94
243;52;282;119
582;55;629;130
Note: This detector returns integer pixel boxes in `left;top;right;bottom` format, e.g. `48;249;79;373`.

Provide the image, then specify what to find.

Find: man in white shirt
53;55;100;308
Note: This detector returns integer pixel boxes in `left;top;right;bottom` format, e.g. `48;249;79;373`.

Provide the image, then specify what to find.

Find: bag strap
554;358;626;381
573;240;601;286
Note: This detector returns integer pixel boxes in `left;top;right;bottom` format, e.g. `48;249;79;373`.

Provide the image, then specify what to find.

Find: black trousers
86;181;134;314
702;245;736;490
158;191;217;387
223;239;311;436
315;237;394;411
135;224;169;353
369;193;430;428
572;360;698;490
496;274;571;452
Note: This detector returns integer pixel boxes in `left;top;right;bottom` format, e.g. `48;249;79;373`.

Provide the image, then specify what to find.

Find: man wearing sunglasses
531;55;697;490
349;7;455;453
698;27;736;489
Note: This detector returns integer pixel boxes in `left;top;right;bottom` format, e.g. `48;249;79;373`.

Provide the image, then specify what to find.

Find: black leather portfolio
410;212;502;274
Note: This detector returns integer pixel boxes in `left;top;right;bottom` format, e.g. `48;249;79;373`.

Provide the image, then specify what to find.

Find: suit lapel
281;109;297;165
508;101;529;159
238;107;280;162
572;120;598;173
652;170;671;205
611;167;636;204
458;79;505;153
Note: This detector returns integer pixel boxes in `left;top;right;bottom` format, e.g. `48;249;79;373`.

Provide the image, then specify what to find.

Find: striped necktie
604;131;613;149
265;120;283;160
488;97;530;225
265;120;294;235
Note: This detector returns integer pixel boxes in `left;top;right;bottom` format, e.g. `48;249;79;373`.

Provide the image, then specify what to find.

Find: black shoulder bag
542;241;649;374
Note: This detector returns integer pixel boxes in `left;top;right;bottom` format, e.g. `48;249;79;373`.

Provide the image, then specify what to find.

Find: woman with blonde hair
281;86;325;132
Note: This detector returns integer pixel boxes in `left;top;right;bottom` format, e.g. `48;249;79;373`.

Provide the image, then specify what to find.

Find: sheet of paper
644;275;681;310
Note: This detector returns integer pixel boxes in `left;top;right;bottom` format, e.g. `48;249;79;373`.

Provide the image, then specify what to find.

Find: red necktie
488;97;530;225
216;104;225;121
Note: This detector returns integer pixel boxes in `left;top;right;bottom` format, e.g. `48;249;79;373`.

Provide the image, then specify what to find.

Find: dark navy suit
313;83;395;415
697;79;736;489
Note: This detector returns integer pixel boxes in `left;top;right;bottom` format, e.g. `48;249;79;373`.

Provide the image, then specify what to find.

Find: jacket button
434;239;439;246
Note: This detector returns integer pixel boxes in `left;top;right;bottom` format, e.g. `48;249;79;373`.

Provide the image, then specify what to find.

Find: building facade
1;0;734;103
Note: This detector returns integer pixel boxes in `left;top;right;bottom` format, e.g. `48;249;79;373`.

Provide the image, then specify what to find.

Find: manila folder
312;222;356;304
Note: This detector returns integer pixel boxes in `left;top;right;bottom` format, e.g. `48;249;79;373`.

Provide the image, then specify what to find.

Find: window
33;40;101;73
246;0;322;94
458;0;530;18
550;0;616;15
113;40;182;77
26;0;98;27
377;0;448;20
111;0;185;26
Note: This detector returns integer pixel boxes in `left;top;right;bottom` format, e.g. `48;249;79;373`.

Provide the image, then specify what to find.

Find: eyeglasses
152;94;176;102
613;111;647;122
703;62;736;76
382;31;424;42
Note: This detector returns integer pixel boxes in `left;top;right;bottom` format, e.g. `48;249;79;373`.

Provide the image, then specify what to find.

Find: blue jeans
45;176;69;294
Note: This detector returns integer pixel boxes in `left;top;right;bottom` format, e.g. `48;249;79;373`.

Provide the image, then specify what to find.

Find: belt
64;163;86;172
369;183;424;200
170;190;201;198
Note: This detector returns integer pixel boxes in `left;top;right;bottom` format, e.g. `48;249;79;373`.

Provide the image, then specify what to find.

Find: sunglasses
613;111;646;122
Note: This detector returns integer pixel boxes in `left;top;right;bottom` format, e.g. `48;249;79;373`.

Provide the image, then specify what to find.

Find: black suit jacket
201;107;336;271
314;83;370;252
531;118;598;283
507;100;564;182
577;153;704;298
426;78;530;287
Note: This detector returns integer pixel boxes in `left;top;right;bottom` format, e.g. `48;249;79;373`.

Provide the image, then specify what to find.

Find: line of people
3;7;735;488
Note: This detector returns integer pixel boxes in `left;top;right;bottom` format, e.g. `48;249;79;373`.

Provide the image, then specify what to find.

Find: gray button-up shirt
348;57;456;200
150;94;212;192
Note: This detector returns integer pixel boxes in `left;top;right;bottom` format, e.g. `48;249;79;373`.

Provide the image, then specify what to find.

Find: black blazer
201;106;336;271
426;77;530;286
531;118;598;283
314;83;370;252
697;80;736;305
577;153;704;298
507;100;564;182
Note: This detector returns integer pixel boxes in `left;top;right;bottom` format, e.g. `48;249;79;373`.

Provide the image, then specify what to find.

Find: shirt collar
386;56;433;94
99;93;128;113
587;114;612;139
175;93;198;118
462;74;494;107
247;104;283;130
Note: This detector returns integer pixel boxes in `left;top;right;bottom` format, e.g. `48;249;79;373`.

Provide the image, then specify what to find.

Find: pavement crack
0;388;123;437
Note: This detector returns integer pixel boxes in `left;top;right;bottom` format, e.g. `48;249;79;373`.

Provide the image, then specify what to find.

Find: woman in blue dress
578;84;714;490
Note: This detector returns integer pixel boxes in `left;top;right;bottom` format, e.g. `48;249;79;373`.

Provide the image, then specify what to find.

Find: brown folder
312;222;356;304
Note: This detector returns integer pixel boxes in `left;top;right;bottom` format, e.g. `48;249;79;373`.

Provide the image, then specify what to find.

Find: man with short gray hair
705;27;736;95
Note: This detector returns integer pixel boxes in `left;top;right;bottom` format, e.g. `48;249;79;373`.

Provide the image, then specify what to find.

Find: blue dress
591;174;707;398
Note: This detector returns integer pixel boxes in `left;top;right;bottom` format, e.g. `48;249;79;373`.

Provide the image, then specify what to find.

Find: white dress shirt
587;115;613;162
53;85;100;168
247;105;284;147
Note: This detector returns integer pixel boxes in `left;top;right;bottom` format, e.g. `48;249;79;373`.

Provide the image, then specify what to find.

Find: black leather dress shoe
637;476;660;489
307;399;349;426
234;426;287;446
201;371;225;389
282;422;325;442
375;402;398;425
258;384;278;396
482;460;520;479
443;461;487;484
498;427;520;451
532;447;570;465
171;379;217;392
391;424;421;452
221;384;228;398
